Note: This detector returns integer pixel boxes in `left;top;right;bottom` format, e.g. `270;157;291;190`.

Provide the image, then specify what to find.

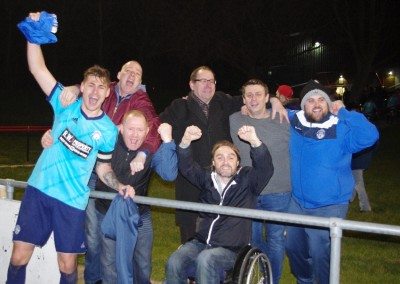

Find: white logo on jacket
316;129;326;139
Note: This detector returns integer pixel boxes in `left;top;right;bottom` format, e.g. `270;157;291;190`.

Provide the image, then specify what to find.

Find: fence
1;178;400;284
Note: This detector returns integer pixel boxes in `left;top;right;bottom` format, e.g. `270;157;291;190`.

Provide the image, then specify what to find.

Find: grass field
1;121;399;283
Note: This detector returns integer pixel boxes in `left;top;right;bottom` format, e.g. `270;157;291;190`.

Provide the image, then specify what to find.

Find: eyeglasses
194;78;217;85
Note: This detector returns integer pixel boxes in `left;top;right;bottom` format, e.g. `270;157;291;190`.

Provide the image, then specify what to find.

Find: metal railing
2;178;400;284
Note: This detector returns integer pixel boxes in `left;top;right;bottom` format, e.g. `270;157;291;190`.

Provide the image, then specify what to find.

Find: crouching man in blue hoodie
285;80;379;284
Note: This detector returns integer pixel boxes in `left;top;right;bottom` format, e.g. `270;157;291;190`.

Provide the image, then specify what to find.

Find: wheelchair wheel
228;245;253;283
235;248;272;284
245;252;272;284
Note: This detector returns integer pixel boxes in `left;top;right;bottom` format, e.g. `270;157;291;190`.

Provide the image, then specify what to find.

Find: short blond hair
122;109;148;126
83;65;111;86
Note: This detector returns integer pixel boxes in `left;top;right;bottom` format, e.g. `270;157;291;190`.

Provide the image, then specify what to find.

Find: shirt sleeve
151;141;178;181
178;145;207;190
338;108;379;153
248;143;274;195
47;82;64;114
97;125;118;163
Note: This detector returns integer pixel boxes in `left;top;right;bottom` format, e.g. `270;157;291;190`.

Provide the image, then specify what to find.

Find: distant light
336;87;345;96
388;71;393;76
338;75;345;85
314;42;321;48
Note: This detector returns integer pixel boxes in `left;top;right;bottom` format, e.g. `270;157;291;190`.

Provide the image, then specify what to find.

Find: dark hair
241;79;269;96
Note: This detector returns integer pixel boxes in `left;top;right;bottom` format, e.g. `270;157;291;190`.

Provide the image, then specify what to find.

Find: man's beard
216;166;236;178
304;108;328;123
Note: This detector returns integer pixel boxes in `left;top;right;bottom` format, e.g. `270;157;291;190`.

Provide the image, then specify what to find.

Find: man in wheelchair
165;125;274;284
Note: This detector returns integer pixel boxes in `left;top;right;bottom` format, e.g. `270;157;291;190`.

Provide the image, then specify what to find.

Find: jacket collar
291;110;338;140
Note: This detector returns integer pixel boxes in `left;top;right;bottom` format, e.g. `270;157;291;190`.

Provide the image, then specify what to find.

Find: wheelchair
188;245;273;284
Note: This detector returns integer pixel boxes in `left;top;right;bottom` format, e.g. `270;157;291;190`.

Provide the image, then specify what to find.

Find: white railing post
329;217;343;284
6;178;15;200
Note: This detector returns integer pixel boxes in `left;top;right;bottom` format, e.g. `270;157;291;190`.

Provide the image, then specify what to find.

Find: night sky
1;1;399;124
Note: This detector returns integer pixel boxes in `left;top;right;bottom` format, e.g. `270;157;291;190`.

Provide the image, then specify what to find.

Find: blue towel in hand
101;195;141;284
17;11;58;44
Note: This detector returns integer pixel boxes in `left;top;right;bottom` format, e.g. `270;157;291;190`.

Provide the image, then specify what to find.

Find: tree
331;0;400;103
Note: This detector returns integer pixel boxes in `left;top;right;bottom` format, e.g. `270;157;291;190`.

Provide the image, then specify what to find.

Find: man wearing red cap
276;84;300;110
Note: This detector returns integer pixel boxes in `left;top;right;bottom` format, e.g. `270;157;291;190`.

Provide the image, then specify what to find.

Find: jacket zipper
205;182;233;245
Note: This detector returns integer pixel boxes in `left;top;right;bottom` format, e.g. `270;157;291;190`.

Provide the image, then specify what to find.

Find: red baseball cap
277;85;293;99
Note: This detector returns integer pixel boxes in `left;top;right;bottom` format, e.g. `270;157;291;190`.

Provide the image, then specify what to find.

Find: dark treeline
1;0;399;124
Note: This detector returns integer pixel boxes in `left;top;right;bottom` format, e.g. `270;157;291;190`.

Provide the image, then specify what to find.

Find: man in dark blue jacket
165;124;273;284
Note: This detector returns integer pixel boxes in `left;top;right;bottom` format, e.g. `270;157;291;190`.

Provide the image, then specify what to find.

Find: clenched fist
158;123;173;143
181;125;202;146
238;125;261;147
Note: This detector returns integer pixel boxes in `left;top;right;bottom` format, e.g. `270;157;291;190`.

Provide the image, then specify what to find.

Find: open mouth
89;96;99;105
221;166;232;171
129;138;139;146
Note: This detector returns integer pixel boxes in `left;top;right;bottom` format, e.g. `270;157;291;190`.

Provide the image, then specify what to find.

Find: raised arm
334;103;379;153
151;123;178;181
237;125;262;148
179;125;202;148
269;97;289;123
26;13;56;96
237;125;274;194
177;125;206;190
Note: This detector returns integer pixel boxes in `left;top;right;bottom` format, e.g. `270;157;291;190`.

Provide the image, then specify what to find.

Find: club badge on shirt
316;129;326;139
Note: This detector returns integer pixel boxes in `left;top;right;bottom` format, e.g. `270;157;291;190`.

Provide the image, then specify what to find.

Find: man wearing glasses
161;66;285;244
161;66;242;243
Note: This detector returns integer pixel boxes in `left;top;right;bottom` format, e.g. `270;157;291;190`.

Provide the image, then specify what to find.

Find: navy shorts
13;186;86;253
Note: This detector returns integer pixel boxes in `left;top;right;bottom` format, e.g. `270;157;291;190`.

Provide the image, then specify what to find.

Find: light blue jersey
28;83;118;210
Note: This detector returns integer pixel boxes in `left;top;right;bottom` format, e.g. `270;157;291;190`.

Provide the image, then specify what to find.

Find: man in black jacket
160;66;284;243
165;124;273;284
160;66;242;243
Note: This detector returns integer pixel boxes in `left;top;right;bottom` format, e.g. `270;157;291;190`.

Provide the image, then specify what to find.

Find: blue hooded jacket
289;108;379;208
